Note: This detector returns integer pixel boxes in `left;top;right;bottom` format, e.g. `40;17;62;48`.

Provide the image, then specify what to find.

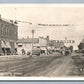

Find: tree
78;42;84;50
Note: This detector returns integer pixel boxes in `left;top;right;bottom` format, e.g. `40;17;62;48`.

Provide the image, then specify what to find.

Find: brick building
0;16;18;55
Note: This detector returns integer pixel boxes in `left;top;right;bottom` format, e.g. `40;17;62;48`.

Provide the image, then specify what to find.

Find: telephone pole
31;29;35;56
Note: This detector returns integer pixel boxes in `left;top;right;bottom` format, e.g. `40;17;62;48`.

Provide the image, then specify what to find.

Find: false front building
17;38;39;55
0;16;18;55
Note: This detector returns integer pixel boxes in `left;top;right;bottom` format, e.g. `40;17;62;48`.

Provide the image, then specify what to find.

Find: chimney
10;20;13;24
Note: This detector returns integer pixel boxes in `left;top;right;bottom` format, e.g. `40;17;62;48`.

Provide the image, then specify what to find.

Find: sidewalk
0;55;29;62
0;52;61;62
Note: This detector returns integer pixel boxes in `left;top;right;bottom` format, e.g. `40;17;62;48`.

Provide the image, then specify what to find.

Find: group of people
21;49;26;55
60;47;72;56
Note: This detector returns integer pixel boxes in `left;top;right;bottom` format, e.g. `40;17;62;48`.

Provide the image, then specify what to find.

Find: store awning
18;43;23;45
1;41;11;48
40;47;47;50
1;41;7;48
5;41;11;48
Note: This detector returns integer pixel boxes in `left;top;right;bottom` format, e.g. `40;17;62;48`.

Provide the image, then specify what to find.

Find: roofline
0;18;18;27
17;42;39;43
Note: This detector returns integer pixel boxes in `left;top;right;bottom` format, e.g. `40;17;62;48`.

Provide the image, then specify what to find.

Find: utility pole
15;8;17;20
31;29;34;56
65;37;67;41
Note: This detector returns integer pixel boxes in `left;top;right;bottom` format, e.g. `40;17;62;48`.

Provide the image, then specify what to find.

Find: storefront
1;41;11;55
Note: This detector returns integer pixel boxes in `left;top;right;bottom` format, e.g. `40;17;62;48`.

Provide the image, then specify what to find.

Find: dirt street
0;52;82;77
35;55;74;77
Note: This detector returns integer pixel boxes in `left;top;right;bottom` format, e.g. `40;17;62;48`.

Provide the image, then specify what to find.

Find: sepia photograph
0;4;84;80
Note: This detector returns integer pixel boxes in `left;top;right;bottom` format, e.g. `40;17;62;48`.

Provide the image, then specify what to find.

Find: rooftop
0;15;17;26
17;38;39;43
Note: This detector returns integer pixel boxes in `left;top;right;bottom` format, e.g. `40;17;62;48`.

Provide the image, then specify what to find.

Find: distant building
48;40;64;50
39;36;48;51
0;16;18;55
55;41;64;48
17;36;49;55
17;38;39;55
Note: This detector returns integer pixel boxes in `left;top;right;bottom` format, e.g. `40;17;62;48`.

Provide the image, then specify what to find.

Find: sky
0;4;84;49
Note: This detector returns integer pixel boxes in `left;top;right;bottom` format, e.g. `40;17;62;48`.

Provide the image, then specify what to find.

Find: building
17;38;39;55
39;36;48;51
48;40;64;50
0;15;18;55
17;36;49;55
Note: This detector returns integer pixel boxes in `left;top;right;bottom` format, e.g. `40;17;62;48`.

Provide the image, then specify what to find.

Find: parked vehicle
32;47;41;56
61;46;72;56
65;49;71;56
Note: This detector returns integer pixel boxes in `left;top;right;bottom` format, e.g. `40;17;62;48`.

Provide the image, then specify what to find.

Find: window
1;24;3;36
6;25;9;37
4;25;6;36
3;25;9;37
7;27;9;36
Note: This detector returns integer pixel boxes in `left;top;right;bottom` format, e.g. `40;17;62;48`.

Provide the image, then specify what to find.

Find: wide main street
0;52;83;77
